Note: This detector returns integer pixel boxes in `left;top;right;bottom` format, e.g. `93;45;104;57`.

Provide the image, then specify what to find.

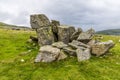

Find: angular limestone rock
68;40;91;49
92;40;115;56
77;28;95;43
58;25;70;44
70;28;82;41
76;48;91;62
62;47;76;56
37;27;54;46
52;42;68;49
30;14;50;29
35;45;60;62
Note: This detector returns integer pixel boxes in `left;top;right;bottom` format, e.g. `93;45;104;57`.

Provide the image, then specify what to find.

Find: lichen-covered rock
37;27;54;46
70;28;82;41
30;14;50;29
76;48;91;62
77;28;95;43
92;40;115;56
58;25;70;44
52;42;68;49
68;40;90;49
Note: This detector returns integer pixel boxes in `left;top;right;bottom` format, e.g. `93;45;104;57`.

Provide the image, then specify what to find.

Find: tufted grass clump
0;29;120;80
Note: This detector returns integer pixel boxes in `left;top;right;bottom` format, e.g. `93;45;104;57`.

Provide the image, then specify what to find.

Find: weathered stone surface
37;27;54;46
77;28;95;43
62;47;76;56
70;28;82;41
92;40;115;56
30;14;50;29
57;50;68;60
76;48;91;62
51;20;60;42
35;45;60;62
68;40;90;49
52;42;68;49
58;26;70;44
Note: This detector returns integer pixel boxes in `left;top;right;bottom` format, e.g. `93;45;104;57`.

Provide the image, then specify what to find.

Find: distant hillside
96;29;120;35
0;22;31;30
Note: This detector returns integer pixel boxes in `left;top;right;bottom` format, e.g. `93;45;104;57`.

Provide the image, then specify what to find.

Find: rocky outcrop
30;14;115;63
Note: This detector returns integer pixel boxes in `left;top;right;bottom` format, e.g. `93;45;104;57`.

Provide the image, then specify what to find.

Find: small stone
21;59;25;62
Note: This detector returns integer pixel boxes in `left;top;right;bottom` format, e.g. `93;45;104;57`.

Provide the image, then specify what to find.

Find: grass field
0;29;120;80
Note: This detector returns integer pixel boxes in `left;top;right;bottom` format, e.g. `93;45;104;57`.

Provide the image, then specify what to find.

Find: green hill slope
0;22;30;30
0;29;120;80
96;29;120;35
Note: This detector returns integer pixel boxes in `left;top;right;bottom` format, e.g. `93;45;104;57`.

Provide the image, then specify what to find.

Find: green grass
0;29;120;80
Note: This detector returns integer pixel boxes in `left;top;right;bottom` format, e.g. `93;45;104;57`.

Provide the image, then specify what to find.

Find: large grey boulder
52;42;68;49
70;28;82;41
68;40;90;49
92;40;115;56
35;45;67;62
37;27;54;46
30;14;50;29
77;28;95;43
76;48;91;62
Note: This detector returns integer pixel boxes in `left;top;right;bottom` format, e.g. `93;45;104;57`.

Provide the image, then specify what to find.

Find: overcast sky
0;0;120;31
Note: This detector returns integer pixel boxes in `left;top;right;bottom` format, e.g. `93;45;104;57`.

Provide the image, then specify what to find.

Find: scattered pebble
21;59;25;62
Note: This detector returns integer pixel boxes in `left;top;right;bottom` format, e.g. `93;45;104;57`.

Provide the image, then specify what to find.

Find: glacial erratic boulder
30;14;50;29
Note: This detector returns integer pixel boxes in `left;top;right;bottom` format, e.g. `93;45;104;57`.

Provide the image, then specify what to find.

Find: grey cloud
0;0;120;31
